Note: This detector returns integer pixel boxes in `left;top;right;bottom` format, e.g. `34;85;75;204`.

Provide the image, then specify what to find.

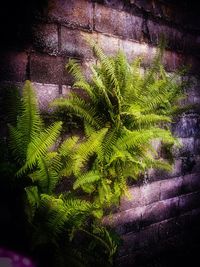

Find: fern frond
73;80;97;102
18;80;43;145
66;59;85;82
73;128;108;175
52;96;101;129
17;122;62;176
73;171;100;190
59;136;79;157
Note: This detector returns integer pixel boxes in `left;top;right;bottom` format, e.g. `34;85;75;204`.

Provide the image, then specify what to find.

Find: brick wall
0;1;200;266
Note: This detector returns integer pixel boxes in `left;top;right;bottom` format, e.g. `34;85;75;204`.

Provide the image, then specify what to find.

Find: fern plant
52;42;186;208
6;80;118;267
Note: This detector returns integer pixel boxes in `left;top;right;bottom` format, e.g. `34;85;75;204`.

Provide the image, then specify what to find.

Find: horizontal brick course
141;197;179;227
160;177;182;200
60;28;96;59
30;53;61;84
147;19;183;51
120;223;159;254
94;4;143;40
30;53;70;84
179;191;200;212
47;0;93;30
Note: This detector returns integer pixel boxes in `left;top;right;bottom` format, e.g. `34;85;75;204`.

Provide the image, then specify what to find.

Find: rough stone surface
47;0;93;30
31;23;58;56
160;177;182;200
0;51;28;82
141;197;179;227
179;191;200;212
97;33;120;56
121;223;159;254
158;217;181;240
30;53;69;84
60;28;95;59
120;186;142;211
32;82;59;112
172;114;200;138
147;19;183;51
94;4;143;40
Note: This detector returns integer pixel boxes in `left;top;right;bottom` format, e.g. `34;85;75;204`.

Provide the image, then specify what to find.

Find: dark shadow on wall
0;0;48;50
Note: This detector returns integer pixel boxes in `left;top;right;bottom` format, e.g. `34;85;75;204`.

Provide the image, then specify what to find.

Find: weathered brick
172;137;195;158
160;177;182;201
97;33;120;56
162;50;185;72
32;82;59;112
120;186;141;211
139;181;160;206
141;197;179;227
177;210;195;231
119;38;155;63
31;23;58;56
182;154;198;175
182;173;200;193
159;217;181;240
94;4;143;40
149;159;183;181
121;223;159;253
179;191;200;212
60;28;96;59
103;206;142;232
147;20;183;51
172;114;200;138
30;53;70;84
47;0;93;30
0;51;28;82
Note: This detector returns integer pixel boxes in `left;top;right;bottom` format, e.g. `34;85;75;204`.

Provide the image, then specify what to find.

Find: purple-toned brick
141;197;179;227
31;23;58;56
30;53;71;85
139;181;160;206
162;50;185;72
172;114;200;138
194;139;200;155
47;0;93;30
179;191;200;212
172;137;195;158
149;159;183;181
32;82;59;112
94;4;143;40
160;177;182;201
121;223;159;253
103;206;142;229
182;173;200;193
158;217;181;240
0;51;28;82
147;20;183;51
119;186;141;211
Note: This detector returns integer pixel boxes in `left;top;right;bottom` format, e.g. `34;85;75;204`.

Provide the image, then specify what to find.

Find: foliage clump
52;42;185;208
0;42;187;267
